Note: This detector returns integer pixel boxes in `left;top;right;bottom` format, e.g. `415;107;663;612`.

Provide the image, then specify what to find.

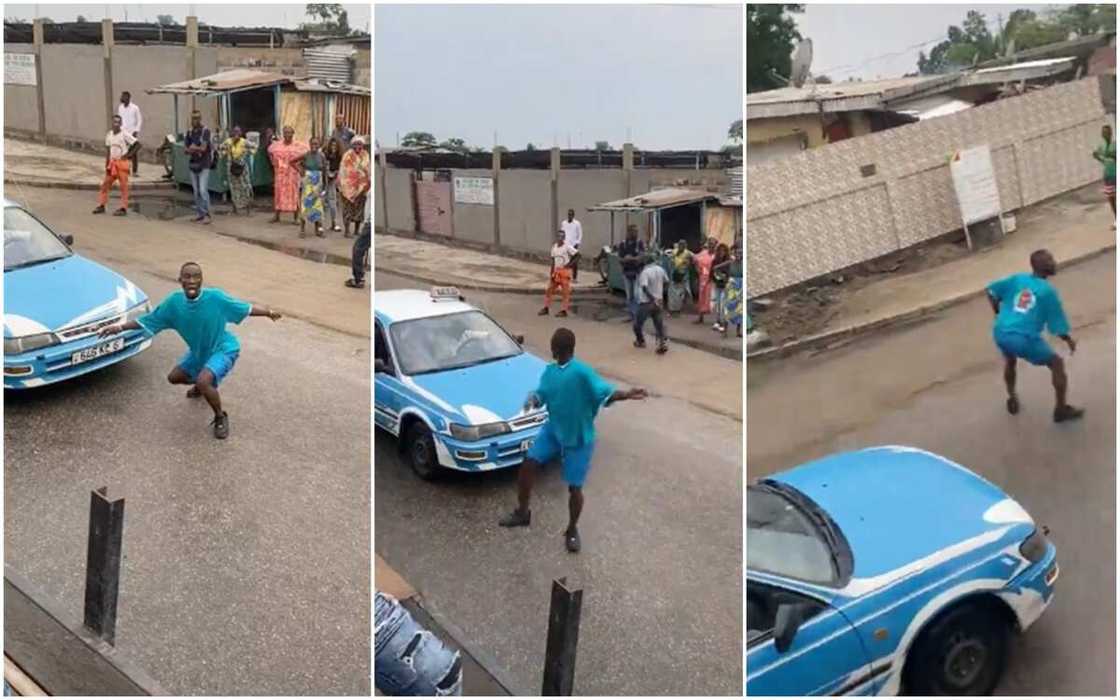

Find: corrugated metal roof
304;47;353;83
728;166;743;197
588;188;718;211
146;69;291;95
962;56;1077;85
291;78;370;96
747;74;958;119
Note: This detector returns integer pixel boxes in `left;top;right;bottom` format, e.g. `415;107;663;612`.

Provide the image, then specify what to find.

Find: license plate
520;439;533;452
71;338;124;365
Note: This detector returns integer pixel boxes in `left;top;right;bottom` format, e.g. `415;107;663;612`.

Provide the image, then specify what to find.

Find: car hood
4;254;147;337
407;351;548;424
770;446;1034;586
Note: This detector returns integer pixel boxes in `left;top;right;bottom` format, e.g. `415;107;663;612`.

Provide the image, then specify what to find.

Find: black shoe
1006;395;1020;415
633;339;646;348
565;528;581;553
656;343;668;355
538;307;550;316
345;278;365;289
211;411;230;439
556;310;568;318
92;205;106;214
499;508;531;527
1053;405;1085;423
113;208;127;217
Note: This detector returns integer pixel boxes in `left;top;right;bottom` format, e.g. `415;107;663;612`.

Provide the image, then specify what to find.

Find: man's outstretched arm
605;387;647;405
248;305;282;321
97;320;142;337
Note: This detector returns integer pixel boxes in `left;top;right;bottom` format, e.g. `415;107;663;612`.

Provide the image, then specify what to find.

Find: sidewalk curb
747;243;1117;363
373;253;602;297
4;177;175;193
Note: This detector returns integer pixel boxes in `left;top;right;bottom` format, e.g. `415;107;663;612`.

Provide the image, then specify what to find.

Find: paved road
374;274;743;695
5;266;371;692
747;253;1116;696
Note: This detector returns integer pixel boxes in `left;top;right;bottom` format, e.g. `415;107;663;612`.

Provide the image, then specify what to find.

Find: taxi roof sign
430;286;462;301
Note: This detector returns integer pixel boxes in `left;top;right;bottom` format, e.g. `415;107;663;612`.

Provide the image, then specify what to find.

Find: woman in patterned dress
267;126;307;224
290;136;327;238
220;126;256;215
338;137;371;238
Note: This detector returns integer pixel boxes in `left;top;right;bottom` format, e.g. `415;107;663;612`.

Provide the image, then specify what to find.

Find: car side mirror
62;234;74;246
514;334;525;345
773;602;812;654
374;358;389;374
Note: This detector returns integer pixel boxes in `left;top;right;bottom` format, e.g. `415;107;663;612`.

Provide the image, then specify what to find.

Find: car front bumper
1000;540;1059;633
4;329;151;389
435;423;544;471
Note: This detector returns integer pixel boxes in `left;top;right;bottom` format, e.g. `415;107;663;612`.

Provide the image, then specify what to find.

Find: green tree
746;4;804;93
439;137;470;154
304;3;350;34
727;119;743;142
594;140;612;151
526;143;536;152
918;11;998;73
401;131;436;148
1056;4;1116;36
156;14;177;26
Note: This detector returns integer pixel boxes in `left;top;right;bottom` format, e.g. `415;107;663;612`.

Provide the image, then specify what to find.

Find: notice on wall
4;53;36;86
454;176;494;206
949;145;1001;225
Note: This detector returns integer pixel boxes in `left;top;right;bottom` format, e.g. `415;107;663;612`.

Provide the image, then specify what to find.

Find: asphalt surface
747;252;1117;696
374;275;743;695
5;267;371;695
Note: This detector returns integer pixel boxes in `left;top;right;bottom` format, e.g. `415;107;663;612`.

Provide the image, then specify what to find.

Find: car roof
374;289;476;323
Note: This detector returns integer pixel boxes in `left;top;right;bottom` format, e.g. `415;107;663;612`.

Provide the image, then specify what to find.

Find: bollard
541;577;583;696
83;487;125;645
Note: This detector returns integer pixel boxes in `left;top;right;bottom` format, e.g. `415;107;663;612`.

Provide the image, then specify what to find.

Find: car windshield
4;206;70;271
747;482;837;584
389;310;522;375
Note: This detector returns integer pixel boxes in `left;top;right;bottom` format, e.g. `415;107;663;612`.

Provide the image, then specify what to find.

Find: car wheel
405;422;441;481
905;601;1010;696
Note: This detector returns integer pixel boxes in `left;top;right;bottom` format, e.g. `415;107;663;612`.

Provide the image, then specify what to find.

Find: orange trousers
98;159;131;209
544;268;573;312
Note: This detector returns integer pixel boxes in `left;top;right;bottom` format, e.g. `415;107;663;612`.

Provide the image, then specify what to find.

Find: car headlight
1020;528;1050;563
4;332;60;355
449;422;511;441
124;300;151;323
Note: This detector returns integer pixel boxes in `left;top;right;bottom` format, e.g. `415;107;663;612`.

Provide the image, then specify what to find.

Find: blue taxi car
374;288;548;480
4;199;151;389
747;446;1058;696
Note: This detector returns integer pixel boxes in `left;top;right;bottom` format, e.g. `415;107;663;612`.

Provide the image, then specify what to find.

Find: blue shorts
177;350;239;387
525;421;596;488
994;331;1054;366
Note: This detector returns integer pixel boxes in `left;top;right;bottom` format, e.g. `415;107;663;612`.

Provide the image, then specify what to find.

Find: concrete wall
382;168;415;232
558;170;630;249
4;45;39;133
450;168;495;244
497;169;551;251
748;114;826;148
113;45;219;149
746;77;1111;296
41;44;105;145
217;46;370;87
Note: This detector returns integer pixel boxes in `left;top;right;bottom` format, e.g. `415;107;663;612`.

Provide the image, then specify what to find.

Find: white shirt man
560;214;583;249
117;99;142;136
551;239;578;271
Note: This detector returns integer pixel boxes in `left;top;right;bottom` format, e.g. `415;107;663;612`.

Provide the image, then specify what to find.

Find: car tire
905;600;1010;696
405;422;441;481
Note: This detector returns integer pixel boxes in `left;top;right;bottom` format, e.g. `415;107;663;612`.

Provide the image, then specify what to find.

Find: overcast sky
3;4;370;32
375;4;742;151
797;4;1062;81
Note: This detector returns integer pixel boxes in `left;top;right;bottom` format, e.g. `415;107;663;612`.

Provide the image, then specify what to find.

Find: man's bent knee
195;369;217;391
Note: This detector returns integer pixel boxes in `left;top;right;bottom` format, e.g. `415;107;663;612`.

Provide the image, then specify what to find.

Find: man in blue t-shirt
99;262;282;439
987;249;1082;423
499;327;646;553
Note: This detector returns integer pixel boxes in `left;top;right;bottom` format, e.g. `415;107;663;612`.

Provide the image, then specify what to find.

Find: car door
373;320;403;434
747;577;873;696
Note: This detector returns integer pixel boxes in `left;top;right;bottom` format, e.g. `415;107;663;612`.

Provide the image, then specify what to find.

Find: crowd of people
94;93;371;241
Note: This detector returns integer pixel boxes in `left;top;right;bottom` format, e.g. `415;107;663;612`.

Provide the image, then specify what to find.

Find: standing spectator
183;110;213;224
324;138;344;233
345;196;372;289
291;137;327;238
633;253;670;354
92;115;138;216
724;242;744;338
692;237;716;325
667;239;693;315
220;126;256;216
540;230;577;318
711;243;732;333
1093;123;1116;229
617;224;646;320
560;208;583;282
332;112;356;152
268;126;307;225
117;91;142;176
339;137;371;238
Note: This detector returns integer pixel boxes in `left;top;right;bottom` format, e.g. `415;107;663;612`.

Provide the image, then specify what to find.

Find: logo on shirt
1013;289;1036;314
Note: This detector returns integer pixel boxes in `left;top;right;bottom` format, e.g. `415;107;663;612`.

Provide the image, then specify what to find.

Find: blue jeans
375;593;462;696
623;276;639;319
189;167;211;217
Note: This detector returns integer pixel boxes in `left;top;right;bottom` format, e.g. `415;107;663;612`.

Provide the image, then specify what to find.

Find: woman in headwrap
290;136;327;238
220;125;256;215
267;126;307;224
338;136;371;238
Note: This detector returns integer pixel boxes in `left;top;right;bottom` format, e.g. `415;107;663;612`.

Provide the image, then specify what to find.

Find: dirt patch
750;236;969;345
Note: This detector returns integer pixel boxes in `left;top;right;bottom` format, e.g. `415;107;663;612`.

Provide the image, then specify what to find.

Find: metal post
83;487;125;645
541;578;583;696
32;19;46;137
